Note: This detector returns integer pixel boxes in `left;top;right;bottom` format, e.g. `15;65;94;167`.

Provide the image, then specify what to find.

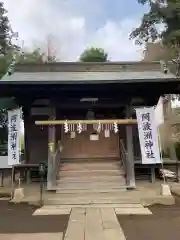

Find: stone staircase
45;160;129;205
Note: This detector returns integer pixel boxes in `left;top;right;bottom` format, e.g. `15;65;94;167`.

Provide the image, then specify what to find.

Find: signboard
8;109;21;165
136;107;161;164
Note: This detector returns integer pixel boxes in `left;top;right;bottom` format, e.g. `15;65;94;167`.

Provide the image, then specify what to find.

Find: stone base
127;181;136;190
13;188;24;201
160;184;172;196
141;195;175;207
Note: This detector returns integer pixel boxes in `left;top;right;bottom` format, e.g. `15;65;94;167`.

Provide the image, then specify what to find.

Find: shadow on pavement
0;200;69;234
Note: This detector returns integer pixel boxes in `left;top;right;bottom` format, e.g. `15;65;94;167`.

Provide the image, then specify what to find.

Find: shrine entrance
1;60;180;194
35;118;137;190
60;124;120;160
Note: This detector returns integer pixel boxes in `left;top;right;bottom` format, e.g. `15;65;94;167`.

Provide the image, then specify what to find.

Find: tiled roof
1;71;176;84
1;61;177;84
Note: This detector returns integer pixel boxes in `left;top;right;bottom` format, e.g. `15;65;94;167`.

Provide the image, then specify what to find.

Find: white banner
8;109;21;165
136;107;161;164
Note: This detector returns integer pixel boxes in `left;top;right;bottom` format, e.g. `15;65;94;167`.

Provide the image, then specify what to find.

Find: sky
3;0;149;61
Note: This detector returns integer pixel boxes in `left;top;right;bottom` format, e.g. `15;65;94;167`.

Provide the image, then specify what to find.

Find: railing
119;139;127;173
54;141;61;182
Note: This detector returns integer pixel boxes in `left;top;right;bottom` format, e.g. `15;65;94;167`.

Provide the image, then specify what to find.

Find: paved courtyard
1;180;180;239
0;196;180;239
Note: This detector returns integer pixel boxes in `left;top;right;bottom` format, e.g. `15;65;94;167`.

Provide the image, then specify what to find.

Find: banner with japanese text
136;107;161;164
8;109;21;165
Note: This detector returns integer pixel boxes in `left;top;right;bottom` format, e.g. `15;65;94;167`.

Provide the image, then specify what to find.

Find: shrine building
0;61;179;191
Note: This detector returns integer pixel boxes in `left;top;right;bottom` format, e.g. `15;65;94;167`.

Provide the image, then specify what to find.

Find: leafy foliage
0;1;12;55
17;48;57;64
130;0;180;51
79;47;108;62
17;49;45;64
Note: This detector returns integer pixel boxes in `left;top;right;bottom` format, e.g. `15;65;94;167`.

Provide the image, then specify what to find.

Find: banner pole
154;97;166;184
157;127;166;183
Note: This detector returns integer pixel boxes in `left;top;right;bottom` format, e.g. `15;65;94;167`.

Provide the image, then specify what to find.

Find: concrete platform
1;181;176;207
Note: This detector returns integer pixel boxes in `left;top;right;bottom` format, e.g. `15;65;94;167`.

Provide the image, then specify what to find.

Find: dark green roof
1;71;176;84
0;61;177;84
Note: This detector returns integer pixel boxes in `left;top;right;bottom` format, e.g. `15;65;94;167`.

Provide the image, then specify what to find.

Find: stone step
60;159;119;163
59;170;123;177
115;207;152;215
52;192;130;200
33;207;71;216
42;203;143;208
44;197;140;205
56;182;126;189
57;175;125;183
60;163;122;171
60;161;120;166
56;187;126;194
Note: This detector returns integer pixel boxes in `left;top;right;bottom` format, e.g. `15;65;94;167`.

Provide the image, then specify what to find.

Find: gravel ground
0;199;69;234
118;196;180;240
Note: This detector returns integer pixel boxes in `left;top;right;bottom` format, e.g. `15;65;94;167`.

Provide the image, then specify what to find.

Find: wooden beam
35;119;137;125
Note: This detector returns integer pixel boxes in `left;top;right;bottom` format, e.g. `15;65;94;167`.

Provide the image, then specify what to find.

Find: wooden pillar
150;166;156;183
167;95;177;160
47;107;56;190
176;164;180;182
125;105;136;189
23;106;30;164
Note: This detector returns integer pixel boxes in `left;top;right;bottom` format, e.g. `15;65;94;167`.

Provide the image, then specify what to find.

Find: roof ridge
14;61;163;73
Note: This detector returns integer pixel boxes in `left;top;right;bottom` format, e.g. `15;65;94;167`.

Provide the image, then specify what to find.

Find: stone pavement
64;208;126;240
0;233;63;240
33;203;152;216
32;205;151;240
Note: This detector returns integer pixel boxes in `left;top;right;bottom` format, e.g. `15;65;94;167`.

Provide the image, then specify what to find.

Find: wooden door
60;125;119;159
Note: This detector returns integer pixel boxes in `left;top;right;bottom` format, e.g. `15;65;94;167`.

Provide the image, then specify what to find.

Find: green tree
0;2;17;78
5;47;57;76
17;48;45;64
17;47;57;64
130;0;180;56
0;1;12;55
79;47;108;62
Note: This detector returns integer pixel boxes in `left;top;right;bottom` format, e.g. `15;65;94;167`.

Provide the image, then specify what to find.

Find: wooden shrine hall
0;61;179;192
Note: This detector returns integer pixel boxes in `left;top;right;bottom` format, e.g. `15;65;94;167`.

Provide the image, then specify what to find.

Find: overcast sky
3;0;148;61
